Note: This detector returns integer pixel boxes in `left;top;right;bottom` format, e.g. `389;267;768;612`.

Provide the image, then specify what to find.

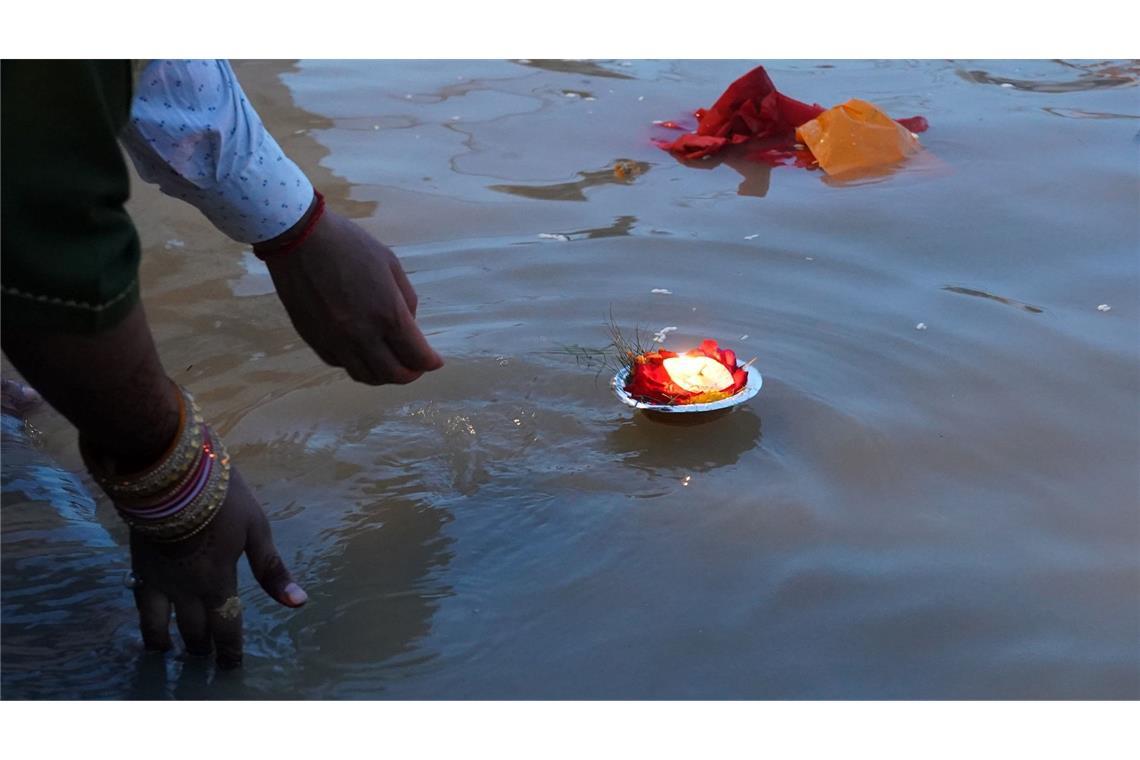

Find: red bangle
253;191;325;261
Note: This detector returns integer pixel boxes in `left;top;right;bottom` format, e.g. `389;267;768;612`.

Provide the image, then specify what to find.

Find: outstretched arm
120;59;443;384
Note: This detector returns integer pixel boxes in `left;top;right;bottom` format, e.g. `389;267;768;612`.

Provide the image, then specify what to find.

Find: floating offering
613;339;762;414
653;65;929;174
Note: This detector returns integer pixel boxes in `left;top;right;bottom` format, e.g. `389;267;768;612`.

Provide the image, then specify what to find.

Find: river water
2;59;1138;699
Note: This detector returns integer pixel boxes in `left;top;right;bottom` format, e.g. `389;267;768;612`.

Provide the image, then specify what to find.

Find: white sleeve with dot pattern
120;59;314;244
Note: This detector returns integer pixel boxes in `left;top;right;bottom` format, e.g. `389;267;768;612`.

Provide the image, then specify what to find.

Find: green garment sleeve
2;60;140;333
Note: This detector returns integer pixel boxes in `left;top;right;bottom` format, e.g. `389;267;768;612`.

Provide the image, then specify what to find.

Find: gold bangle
119;426;231;543
82;384;233;543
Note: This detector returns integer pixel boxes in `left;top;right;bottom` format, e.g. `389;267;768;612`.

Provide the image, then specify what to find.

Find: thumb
245;511;307;608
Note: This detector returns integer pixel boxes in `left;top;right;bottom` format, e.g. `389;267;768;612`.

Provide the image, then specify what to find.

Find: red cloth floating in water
896;115;929;133
625;339;748;405
655;66;928;166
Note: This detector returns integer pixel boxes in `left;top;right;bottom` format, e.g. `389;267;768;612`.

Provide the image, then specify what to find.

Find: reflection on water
957;62;1139;93
662;145;775;198
489;159;650;202
295;494;453;697
538;215;639;242
1042;107;1140;121
3;59;1139;699
943;286;1044;314
512;59;635;80
608;409;763;474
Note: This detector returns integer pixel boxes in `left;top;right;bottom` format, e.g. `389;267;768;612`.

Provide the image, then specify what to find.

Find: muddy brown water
2;60;1138;699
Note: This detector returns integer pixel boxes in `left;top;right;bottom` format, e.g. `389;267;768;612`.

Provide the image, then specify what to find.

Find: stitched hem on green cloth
1;278;140;333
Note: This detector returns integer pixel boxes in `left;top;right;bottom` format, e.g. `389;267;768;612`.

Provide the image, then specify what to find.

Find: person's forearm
1;302;179;472
119;59;314;246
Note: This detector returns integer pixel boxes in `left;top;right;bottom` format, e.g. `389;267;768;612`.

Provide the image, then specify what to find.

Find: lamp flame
662;354;735;393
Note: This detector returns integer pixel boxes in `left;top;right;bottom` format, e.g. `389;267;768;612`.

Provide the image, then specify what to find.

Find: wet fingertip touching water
2;59;1138;699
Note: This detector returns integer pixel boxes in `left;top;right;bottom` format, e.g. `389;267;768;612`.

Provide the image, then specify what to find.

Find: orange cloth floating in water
795;99;923;176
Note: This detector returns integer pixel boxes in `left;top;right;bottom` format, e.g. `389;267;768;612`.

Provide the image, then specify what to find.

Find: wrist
253;190;325;262
78;376;182;475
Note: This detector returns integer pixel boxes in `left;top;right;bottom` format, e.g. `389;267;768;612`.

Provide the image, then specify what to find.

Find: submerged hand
129;467;306;669
263;209;444;385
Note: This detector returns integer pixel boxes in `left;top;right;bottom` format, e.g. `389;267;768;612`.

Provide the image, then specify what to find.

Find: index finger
388;258;419;317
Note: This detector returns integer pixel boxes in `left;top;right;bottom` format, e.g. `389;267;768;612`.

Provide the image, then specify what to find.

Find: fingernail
285;583;308;606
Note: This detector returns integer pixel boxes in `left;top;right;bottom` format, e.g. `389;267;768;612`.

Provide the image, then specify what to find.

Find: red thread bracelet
253;191;325;261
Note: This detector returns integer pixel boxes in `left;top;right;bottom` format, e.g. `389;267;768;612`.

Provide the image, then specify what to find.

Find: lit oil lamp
613;339;762;415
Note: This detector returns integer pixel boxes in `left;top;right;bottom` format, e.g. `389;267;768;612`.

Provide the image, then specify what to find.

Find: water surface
3;59;1138;699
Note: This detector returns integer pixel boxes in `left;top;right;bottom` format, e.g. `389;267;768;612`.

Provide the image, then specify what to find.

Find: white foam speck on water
740;334;750;340
916;322;928;331
651;288;673;295
653;326;678;343
1097;304;1112;312
744;234;759;240
538;233;570;242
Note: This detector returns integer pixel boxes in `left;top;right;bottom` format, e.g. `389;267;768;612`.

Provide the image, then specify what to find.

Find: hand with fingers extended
129;468;306;669
260;208;445;386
